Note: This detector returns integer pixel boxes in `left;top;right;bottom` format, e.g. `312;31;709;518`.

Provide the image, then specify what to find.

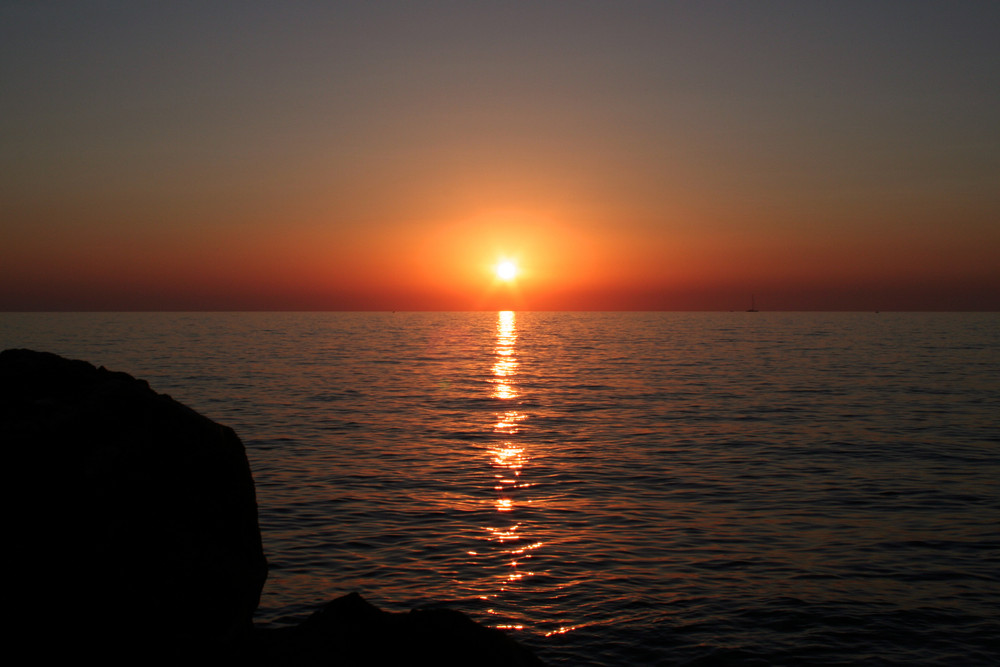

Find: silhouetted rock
255;592;545;667
2;349;544;666
2;348;267;662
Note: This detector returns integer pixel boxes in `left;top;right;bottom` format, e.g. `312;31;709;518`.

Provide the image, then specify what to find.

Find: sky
2;1;998;311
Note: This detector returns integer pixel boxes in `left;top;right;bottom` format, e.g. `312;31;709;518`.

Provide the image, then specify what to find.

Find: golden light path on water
481;311;560;634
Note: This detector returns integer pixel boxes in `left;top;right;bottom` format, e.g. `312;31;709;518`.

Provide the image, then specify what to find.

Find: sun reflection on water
491;310;518;401
481;310;542;624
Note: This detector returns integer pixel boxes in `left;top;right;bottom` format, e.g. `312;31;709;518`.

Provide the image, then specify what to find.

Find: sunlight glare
496;260;518;281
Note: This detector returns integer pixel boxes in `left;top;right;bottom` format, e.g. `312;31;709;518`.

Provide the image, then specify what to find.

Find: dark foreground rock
252;592;544;667
1;349;543;666
2;348;267;661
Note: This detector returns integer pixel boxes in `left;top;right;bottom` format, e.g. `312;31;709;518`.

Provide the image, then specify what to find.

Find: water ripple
3;311;999;665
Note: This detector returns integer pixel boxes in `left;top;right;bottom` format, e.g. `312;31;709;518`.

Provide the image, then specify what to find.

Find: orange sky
2;3;998;310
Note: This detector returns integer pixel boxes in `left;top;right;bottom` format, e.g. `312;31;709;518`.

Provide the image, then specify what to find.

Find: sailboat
746;294;758;312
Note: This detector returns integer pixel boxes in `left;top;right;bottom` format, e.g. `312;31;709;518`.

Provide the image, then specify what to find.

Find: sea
2;311;998;666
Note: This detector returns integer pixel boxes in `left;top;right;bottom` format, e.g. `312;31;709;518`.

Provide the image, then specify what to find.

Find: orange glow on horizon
3;201;998;311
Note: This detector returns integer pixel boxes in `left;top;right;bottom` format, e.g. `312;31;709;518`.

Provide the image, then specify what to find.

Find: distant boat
746;294;759;312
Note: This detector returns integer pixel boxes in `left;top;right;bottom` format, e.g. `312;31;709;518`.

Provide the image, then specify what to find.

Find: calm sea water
2;312;998;665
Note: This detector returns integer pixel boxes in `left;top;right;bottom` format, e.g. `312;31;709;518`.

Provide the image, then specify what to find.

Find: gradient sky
3;1;998;310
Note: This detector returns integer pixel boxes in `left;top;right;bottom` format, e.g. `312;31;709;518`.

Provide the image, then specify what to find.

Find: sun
496;260;518;281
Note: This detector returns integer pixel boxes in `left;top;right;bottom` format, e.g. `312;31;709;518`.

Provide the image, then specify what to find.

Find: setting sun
496;261;518;281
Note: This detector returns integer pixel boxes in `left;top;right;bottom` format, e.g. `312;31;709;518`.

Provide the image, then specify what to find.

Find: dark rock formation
2;348;266;662
254;592;544;667
1;349;544;666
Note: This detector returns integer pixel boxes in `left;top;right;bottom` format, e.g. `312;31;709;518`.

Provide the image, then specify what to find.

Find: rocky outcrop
254;592;544;667
1;349;543;666
2;348;267;662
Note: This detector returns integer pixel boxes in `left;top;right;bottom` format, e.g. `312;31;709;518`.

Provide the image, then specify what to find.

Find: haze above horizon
2;2;998;311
